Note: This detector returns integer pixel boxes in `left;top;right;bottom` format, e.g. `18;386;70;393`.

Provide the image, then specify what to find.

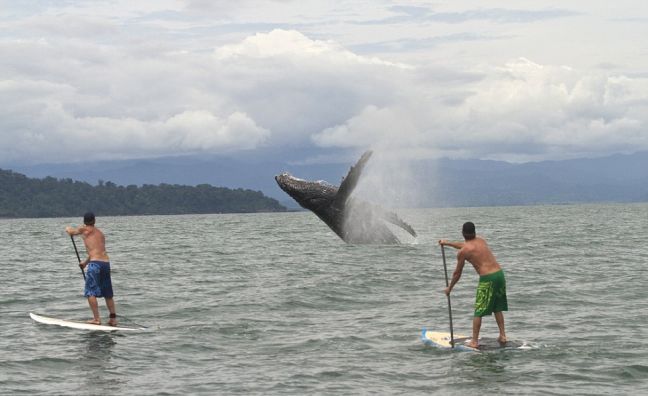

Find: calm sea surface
1;204;647;395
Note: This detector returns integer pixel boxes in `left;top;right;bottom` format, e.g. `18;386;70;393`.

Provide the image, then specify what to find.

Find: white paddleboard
421;328;479;352
30;312;146;332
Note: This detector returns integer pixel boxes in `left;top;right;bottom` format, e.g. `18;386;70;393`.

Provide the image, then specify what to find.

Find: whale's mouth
274;173;338;205
276;173;299;180
275;173;334;190
275;173;312;188
275;173;301;193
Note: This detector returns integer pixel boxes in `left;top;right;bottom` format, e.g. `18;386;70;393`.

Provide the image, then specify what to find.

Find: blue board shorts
84;261;114;298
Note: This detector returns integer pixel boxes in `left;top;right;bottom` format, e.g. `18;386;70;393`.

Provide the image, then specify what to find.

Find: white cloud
0;78;268;162
312;57;648;162
215;29;411;69
313;105;418;149
445;58;648;160
164;110;269;151
208;29;413;144
1;2;648;166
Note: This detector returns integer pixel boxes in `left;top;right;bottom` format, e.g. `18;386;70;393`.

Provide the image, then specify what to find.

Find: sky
1;0;648;166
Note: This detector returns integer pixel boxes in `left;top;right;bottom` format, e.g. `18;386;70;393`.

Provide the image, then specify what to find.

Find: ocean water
1;203;647;395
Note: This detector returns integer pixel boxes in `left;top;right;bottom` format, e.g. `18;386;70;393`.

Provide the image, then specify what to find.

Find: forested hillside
0;169;286;218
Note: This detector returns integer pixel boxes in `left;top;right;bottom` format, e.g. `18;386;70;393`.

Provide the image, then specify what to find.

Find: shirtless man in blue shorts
66;212;117;326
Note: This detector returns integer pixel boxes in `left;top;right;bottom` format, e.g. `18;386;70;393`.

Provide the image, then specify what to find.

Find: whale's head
275;172;338;211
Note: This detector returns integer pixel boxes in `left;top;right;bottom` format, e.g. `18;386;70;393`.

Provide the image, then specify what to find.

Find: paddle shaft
70;235;86;280
441;245;455;347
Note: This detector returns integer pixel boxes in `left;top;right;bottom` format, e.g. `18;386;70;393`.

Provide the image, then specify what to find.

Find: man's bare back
459;237;501;276
66;225;109;261
438;237;501;277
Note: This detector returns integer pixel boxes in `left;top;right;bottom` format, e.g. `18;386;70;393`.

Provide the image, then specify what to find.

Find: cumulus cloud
312;57;648;162
1;2;648;166
215;29;411;69
164;110;269;151
0;27;415;164
313;105;418;149
208;29;414;145
0;84;268;162
442;59;648;160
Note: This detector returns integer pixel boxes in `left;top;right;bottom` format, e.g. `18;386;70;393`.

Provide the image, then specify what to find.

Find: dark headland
0;169;286;218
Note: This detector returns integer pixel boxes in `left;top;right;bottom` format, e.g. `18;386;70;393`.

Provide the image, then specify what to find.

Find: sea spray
341;149;421;243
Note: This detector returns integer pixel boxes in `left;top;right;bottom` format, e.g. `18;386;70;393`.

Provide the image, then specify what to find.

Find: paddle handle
70;235;86;280
441;245;455;347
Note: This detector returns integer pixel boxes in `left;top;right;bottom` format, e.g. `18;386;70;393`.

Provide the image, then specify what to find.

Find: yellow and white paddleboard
421;328;532;351
421;328;479;352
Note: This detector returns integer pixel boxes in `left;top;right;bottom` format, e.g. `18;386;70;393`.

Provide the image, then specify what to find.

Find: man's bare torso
460;237;501;276
82;226;109;261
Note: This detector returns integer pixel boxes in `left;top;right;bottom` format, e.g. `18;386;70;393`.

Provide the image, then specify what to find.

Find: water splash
341;149;423;244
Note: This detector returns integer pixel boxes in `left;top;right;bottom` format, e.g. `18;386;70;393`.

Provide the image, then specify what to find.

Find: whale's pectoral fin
382;211;417;237
335;150;373;205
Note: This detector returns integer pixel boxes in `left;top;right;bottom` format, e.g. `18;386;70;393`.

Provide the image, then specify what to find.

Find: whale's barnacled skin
274;151;417;244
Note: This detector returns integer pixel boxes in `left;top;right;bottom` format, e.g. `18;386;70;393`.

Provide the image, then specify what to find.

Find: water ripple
2;204;648;394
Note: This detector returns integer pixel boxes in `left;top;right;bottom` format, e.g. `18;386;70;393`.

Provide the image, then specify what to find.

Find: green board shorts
474;269;508;317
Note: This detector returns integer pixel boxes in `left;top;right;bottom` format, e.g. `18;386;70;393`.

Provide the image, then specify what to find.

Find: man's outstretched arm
439;239;464;250
66;225;87;236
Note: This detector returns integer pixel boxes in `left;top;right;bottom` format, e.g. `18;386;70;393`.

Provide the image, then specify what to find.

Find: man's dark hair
462;221;476;240
83;211;96;225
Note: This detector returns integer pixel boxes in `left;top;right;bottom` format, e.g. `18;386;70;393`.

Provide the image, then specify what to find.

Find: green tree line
0;169;286;218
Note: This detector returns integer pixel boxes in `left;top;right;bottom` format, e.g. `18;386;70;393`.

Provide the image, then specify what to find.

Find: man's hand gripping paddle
70;235;86;280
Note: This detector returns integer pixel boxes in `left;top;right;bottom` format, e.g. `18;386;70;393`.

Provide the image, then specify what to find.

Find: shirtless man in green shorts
439;222;507;348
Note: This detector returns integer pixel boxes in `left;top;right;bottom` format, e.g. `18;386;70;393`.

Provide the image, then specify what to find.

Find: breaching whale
275;151;417;244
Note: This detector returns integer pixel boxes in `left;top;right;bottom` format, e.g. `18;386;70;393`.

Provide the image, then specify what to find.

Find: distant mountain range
11;151;648;208
430;152;648;206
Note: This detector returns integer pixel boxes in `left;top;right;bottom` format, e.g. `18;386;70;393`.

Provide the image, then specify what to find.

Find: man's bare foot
467;339;479;349
498;335;507;345
108;318;118;326
87;319;101;325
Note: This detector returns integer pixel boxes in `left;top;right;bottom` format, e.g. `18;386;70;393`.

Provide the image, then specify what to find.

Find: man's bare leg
87;296;101;324
470;316;482;348
495;311;506;344
105;297;117;326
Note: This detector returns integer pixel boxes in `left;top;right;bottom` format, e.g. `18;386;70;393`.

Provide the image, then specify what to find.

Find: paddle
441;245;455;347
70;235;86;280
